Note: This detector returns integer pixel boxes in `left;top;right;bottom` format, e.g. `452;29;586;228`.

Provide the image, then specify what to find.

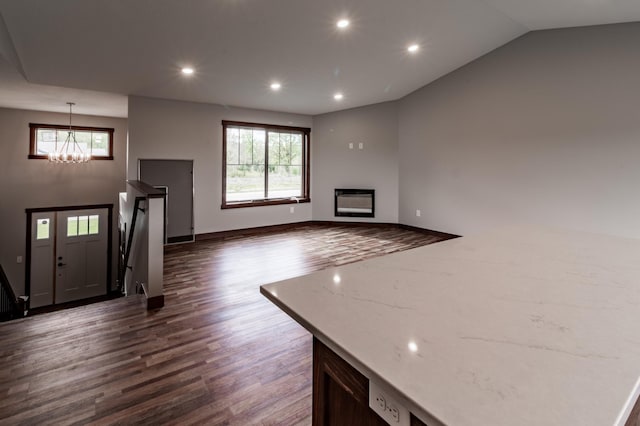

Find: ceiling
0;0;639;118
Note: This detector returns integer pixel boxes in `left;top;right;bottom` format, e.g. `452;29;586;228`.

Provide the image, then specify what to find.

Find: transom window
29;123;114;160
222;120;310;208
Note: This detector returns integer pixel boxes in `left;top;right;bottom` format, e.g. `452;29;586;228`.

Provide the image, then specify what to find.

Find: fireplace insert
334;189;375;218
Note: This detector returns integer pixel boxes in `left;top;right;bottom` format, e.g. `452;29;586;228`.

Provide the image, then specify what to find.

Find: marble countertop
261;225;640;426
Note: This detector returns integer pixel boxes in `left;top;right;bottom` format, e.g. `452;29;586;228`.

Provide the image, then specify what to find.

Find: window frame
28;123;115;160
222;120;311;209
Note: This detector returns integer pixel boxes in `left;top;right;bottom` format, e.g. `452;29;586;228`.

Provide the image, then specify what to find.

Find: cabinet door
626;395;640;426
312;338;429;426
312;337;388;426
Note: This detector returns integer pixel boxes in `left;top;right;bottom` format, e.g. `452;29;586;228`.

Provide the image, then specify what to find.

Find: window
67;215;99;237
36;219;50;240
29;123;114;160
222;121;310;208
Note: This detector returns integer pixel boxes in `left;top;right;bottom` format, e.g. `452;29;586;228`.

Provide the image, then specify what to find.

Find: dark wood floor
0;224;446;425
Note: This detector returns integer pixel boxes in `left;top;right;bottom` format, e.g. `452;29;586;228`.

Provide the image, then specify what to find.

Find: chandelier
48;102;90;163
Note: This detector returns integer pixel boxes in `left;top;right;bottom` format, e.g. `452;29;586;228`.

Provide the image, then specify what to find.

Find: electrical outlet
290;206;295;213
369;381;409;425
375;394;386;411
16;256;22;264
349;143;354;149
358;142;364;149
389;405;400;422
416;209;421;217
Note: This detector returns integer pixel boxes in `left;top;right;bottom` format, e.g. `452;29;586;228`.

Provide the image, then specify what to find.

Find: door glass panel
36;218;50;240
89;215;99;235
78;216;89;235
67;216;78;237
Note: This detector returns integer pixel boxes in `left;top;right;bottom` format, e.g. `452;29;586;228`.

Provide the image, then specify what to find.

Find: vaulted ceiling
0;0;639;118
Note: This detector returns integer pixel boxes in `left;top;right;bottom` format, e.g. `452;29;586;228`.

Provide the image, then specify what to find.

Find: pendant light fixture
48;102;90;163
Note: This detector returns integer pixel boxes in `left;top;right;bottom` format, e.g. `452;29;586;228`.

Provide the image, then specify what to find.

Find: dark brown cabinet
312;337;427;426
627;397;640;426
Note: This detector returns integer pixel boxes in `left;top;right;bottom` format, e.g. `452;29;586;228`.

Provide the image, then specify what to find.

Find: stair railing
118;196;146;292
0;264;25;321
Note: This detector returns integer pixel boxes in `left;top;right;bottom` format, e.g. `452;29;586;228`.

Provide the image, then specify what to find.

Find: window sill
221;197;310;209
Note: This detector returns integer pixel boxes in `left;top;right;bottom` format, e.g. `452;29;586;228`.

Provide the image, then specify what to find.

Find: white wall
398;23;640;237
312;102;399;222
0;107;127;296
127;96;313;234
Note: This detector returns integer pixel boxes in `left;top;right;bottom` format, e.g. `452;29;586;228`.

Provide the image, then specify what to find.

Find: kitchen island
261;225;640;425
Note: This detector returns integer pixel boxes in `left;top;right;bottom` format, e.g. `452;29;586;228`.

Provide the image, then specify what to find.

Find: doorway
139;159;194;243
26;205;112;309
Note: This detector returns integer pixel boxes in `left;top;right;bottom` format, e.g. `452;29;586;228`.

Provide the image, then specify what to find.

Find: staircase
0;264;25;321
118;180;166;309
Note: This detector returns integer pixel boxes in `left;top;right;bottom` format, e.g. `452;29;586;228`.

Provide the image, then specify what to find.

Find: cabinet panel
312;337;387;426
626;395;640;426
312;338;427;426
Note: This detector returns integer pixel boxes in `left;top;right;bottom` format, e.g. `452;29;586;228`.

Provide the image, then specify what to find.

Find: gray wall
398;23;640;237
5;22;639;301
0;107;127;296
128;96;313;234
312;101;399;222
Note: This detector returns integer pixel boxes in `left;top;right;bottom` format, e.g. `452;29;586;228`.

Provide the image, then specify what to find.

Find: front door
55;209;108;304
28;207;109;308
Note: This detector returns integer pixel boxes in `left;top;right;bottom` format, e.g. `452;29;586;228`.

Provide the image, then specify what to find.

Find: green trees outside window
222;121;310;208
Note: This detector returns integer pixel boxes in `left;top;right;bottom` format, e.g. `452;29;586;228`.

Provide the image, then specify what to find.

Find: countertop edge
617;375;640;426
260;284;446;426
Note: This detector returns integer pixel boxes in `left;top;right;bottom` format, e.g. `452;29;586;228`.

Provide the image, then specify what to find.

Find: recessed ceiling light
407;44;420;54
337;19;350;29
270;82;281;91
181;67;194;75
334;93;344;101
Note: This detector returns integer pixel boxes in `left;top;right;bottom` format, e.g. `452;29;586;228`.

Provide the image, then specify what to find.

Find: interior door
139;159;194;243
29;212;55;308
55;209;108;304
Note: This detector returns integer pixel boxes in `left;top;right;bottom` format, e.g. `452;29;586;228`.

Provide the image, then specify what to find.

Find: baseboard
196;221;312;241
140;281;164;310
195;220;460;241
27;291;123;316
167;235;194;244
146;295;164;310
398;224;461;240
309;220;398;228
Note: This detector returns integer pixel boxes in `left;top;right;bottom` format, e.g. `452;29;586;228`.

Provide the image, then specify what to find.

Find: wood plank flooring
0;224;447;425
